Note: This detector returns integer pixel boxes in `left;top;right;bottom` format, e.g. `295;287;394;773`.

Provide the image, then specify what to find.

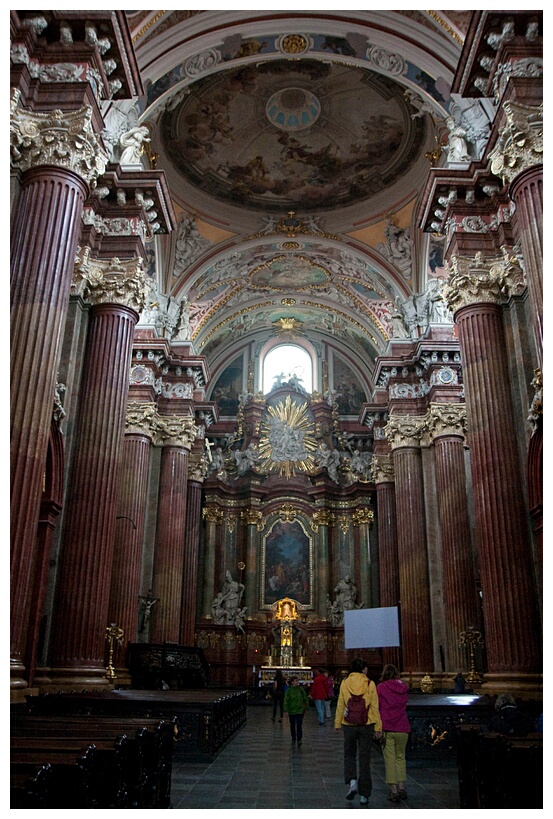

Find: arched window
262;344;313;394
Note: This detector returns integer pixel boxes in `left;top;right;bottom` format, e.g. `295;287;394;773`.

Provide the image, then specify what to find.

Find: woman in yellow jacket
334;658;382;805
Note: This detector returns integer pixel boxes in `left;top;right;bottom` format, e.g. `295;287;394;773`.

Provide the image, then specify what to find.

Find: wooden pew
455;724;543;809
11;714;176;808
11;745;97;808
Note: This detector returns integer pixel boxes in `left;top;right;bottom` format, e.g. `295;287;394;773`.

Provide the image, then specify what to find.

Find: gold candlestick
105;623;124;681
458;625;484;684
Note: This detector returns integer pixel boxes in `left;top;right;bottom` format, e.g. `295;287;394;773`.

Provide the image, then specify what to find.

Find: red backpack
344;693;368;725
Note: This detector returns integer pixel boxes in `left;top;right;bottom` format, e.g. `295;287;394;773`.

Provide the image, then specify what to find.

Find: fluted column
371;454;400;669
444;254;541;674
10;100;107;689
490;101;543;367
180;453;208;645
201;507;224;617
426;404;479;672
108;402;158;664
313;510;333;617
149;416;196;644
353;508;374;609
241;509;263;617
49;258;145;685
386;418;433;674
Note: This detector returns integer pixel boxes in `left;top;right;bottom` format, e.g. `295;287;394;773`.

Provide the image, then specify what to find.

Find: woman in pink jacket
377;664;411;802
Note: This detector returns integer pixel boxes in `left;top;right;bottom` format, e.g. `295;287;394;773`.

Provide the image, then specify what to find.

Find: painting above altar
262;519;312;607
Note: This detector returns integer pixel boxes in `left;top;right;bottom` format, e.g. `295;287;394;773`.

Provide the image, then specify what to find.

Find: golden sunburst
258;396;318;478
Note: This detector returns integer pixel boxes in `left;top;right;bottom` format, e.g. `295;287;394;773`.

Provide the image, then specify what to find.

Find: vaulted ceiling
124;10;473;402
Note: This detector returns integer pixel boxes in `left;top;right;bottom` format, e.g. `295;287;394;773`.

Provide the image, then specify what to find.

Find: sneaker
360;796;369;805
346;780;358;800
398;789;408;800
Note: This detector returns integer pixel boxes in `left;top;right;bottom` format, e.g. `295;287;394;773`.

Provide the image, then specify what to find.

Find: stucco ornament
72;247;149;313
443;248;526;314
10;94;108;185
489;101;543;185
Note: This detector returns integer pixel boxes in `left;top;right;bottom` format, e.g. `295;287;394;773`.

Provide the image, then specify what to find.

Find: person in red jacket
310;667;328;725
377;664;411;802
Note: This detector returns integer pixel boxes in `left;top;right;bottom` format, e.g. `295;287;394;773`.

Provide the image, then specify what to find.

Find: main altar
258;597;312;686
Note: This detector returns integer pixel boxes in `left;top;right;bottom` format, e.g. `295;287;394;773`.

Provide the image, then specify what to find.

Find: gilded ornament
257;396;318;478
352;508;374;527
281;35;309;54
155;414;197;448
443;249;525;313
202;506;224;524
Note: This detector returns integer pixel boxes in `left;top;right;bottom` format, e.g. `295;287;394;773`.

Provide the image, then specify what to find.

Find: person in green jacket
283;676;309;746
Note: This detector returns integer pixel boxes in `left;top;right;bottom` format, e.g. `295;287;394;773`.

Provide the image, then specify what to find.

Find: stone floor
171;705;461;810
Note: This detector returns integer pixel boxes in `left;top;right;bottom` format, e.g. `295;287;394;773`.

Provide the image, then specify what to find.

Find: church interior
10;9;543;809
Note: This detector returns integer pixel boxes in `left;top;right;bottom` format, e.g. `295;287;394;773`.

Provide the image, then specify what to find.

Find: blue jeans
315;699;326;724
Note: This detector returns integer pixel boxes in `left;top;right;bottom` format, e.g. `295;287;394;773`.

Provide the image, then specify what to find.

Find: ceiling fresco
160;60;425;214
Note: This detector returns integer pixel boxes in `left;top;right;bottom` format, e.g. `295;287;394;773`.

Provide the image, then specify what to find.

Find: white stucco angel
119;125;150;165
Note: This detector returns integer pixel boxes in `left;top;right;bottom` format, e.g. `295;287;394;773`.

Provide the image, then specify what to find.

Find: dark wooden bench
11;714;176;808
455;723;542;809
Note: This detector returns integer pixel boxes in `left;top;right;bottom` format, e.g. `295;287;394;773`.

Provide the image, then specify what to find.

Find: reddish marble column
48;302;138;685
10;166;89;687
428;405;480;672
108;403;158;662
180;477;204;645
387;419;433;674
372;454;401;669
150;416;195;644
510;166;543;368
453;300;541;673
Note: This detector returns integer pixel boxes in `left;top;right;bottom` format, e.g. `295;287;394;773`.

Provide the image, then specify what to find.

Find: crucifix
204;437;214;463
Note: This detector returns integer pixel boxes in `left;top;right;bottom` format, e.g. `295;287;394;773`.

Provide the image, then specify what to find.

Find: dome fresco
160;60;425;214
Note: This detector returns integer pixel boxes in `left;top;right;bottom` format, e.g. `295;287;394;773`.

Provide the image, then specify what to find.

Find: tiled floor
171;705;461;810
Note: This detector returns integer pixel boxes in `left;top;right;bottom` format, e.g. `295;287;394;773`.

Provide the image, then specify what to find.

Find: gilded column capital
10;95;108;185
352;508;374;527
489;101;543;186
125;401;158;439
370;453;395;484
311;509;335;532
154;415;196;449
426;403;467;442
241;509;263;528
72;247;148;313
443;248;526;313
188;452;209;482
202;506;224;524
385;415;424;450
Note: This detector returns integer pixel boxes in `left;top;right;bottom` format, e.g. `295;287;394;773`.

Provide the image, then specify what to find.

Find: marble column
108;402;158;663
313;510;333;618
241;509;263;618
201;508;224;617
426;404;480;672
353;508;374;610
10;103;107;689
180;454;209;645
149;417;196;645
371;453;401;668
49;259;145;686
490;101;543;368
443;254;542;675
386;417;434;674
